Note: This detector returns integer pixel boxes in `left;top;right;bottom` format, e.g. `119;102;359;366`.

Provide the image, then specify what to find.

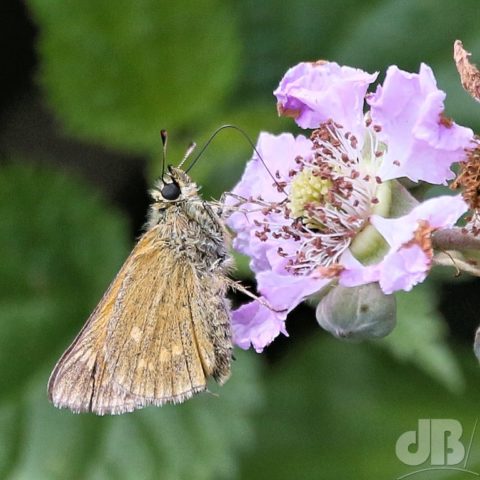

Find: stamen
245;119;388;275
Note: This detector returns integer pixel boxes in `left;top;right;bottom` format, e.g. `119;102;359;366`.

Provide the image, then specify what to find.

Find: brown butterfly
48;147;235;415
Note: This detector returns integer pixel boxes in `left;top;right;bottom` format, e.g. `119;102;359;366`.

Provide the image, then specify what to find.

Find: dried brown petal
454;40;480;102
450;138;480;211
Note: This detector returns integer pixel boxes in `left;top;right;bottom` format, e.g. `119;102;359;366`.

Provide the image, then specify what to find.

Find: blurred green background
2;1;480;479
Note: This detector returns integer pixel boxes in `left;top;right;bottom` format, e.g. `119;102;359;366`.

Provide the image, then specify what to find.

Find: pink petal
339;249;380;287
228;132;312;202
274;61;378;133
227;132;312;273
341;195;467;294
257;269;328;309
231;301;288;353
231;270;328;352
378;245;429;294
368;64;474;184
370;195;468;251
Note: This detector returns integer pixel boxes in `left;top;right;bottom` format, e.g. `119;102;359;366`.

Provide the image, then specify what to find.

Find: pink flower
229;61;473;352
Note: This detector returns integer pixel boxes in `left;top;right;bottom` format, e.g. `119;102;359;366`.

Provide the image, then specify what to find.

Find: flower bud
474;327;480;362
316;283;396;341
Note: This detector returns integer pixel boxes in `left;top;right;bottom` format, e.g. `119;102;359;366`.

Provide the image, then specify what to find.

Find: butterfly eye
161;182;181;200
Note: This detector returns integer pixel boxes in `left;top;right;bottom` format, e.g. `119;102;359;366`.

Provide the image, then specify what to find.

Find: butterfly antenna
178;141;197;169
160;129;168;178
185;124;286;195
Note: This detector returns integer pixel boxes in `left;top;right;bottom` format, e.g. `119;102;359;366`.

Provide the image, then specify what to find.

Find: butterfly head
151;165;199;204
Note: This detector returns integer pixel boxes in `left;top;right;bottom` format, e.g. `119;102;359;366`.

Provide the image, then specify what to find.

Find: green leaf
239;334;480;480
335;0;480;71
237;0;380;95
380;283;464;392
27;0;241;154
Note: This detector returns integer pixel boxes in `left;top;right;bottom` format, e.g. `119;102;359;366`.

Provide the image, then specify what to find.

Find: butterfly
48;159;234;415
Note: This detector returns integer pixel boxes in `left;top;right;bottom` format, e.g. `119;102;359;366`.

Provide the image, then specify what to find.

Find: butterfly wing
47;236;138;414
48;224;231;415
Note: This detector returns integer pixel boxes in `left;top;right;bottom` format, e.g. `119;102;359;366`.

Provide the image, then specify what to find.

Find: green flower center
289;168;332;226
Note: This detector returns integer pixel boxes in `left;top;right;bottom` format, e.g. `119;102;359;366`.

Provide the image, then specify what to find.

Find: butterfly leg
225;278;287;313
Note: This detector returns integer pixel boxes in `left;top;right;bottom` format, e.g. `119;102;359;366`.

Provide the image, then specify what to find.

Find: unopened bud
316;283;396;341
474;327;480;361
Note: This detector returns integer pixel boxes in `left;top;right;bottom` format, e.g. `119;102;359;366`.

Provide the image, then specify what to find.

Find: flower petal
231;301;287;353
339;249;380;287
274;61;378;133
341;195;467;293
228;131;313;202
370;195;468;251
227;132;312;273
257;269;328;309
231;271;328;352
368;64;474;184
378;245;429;294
